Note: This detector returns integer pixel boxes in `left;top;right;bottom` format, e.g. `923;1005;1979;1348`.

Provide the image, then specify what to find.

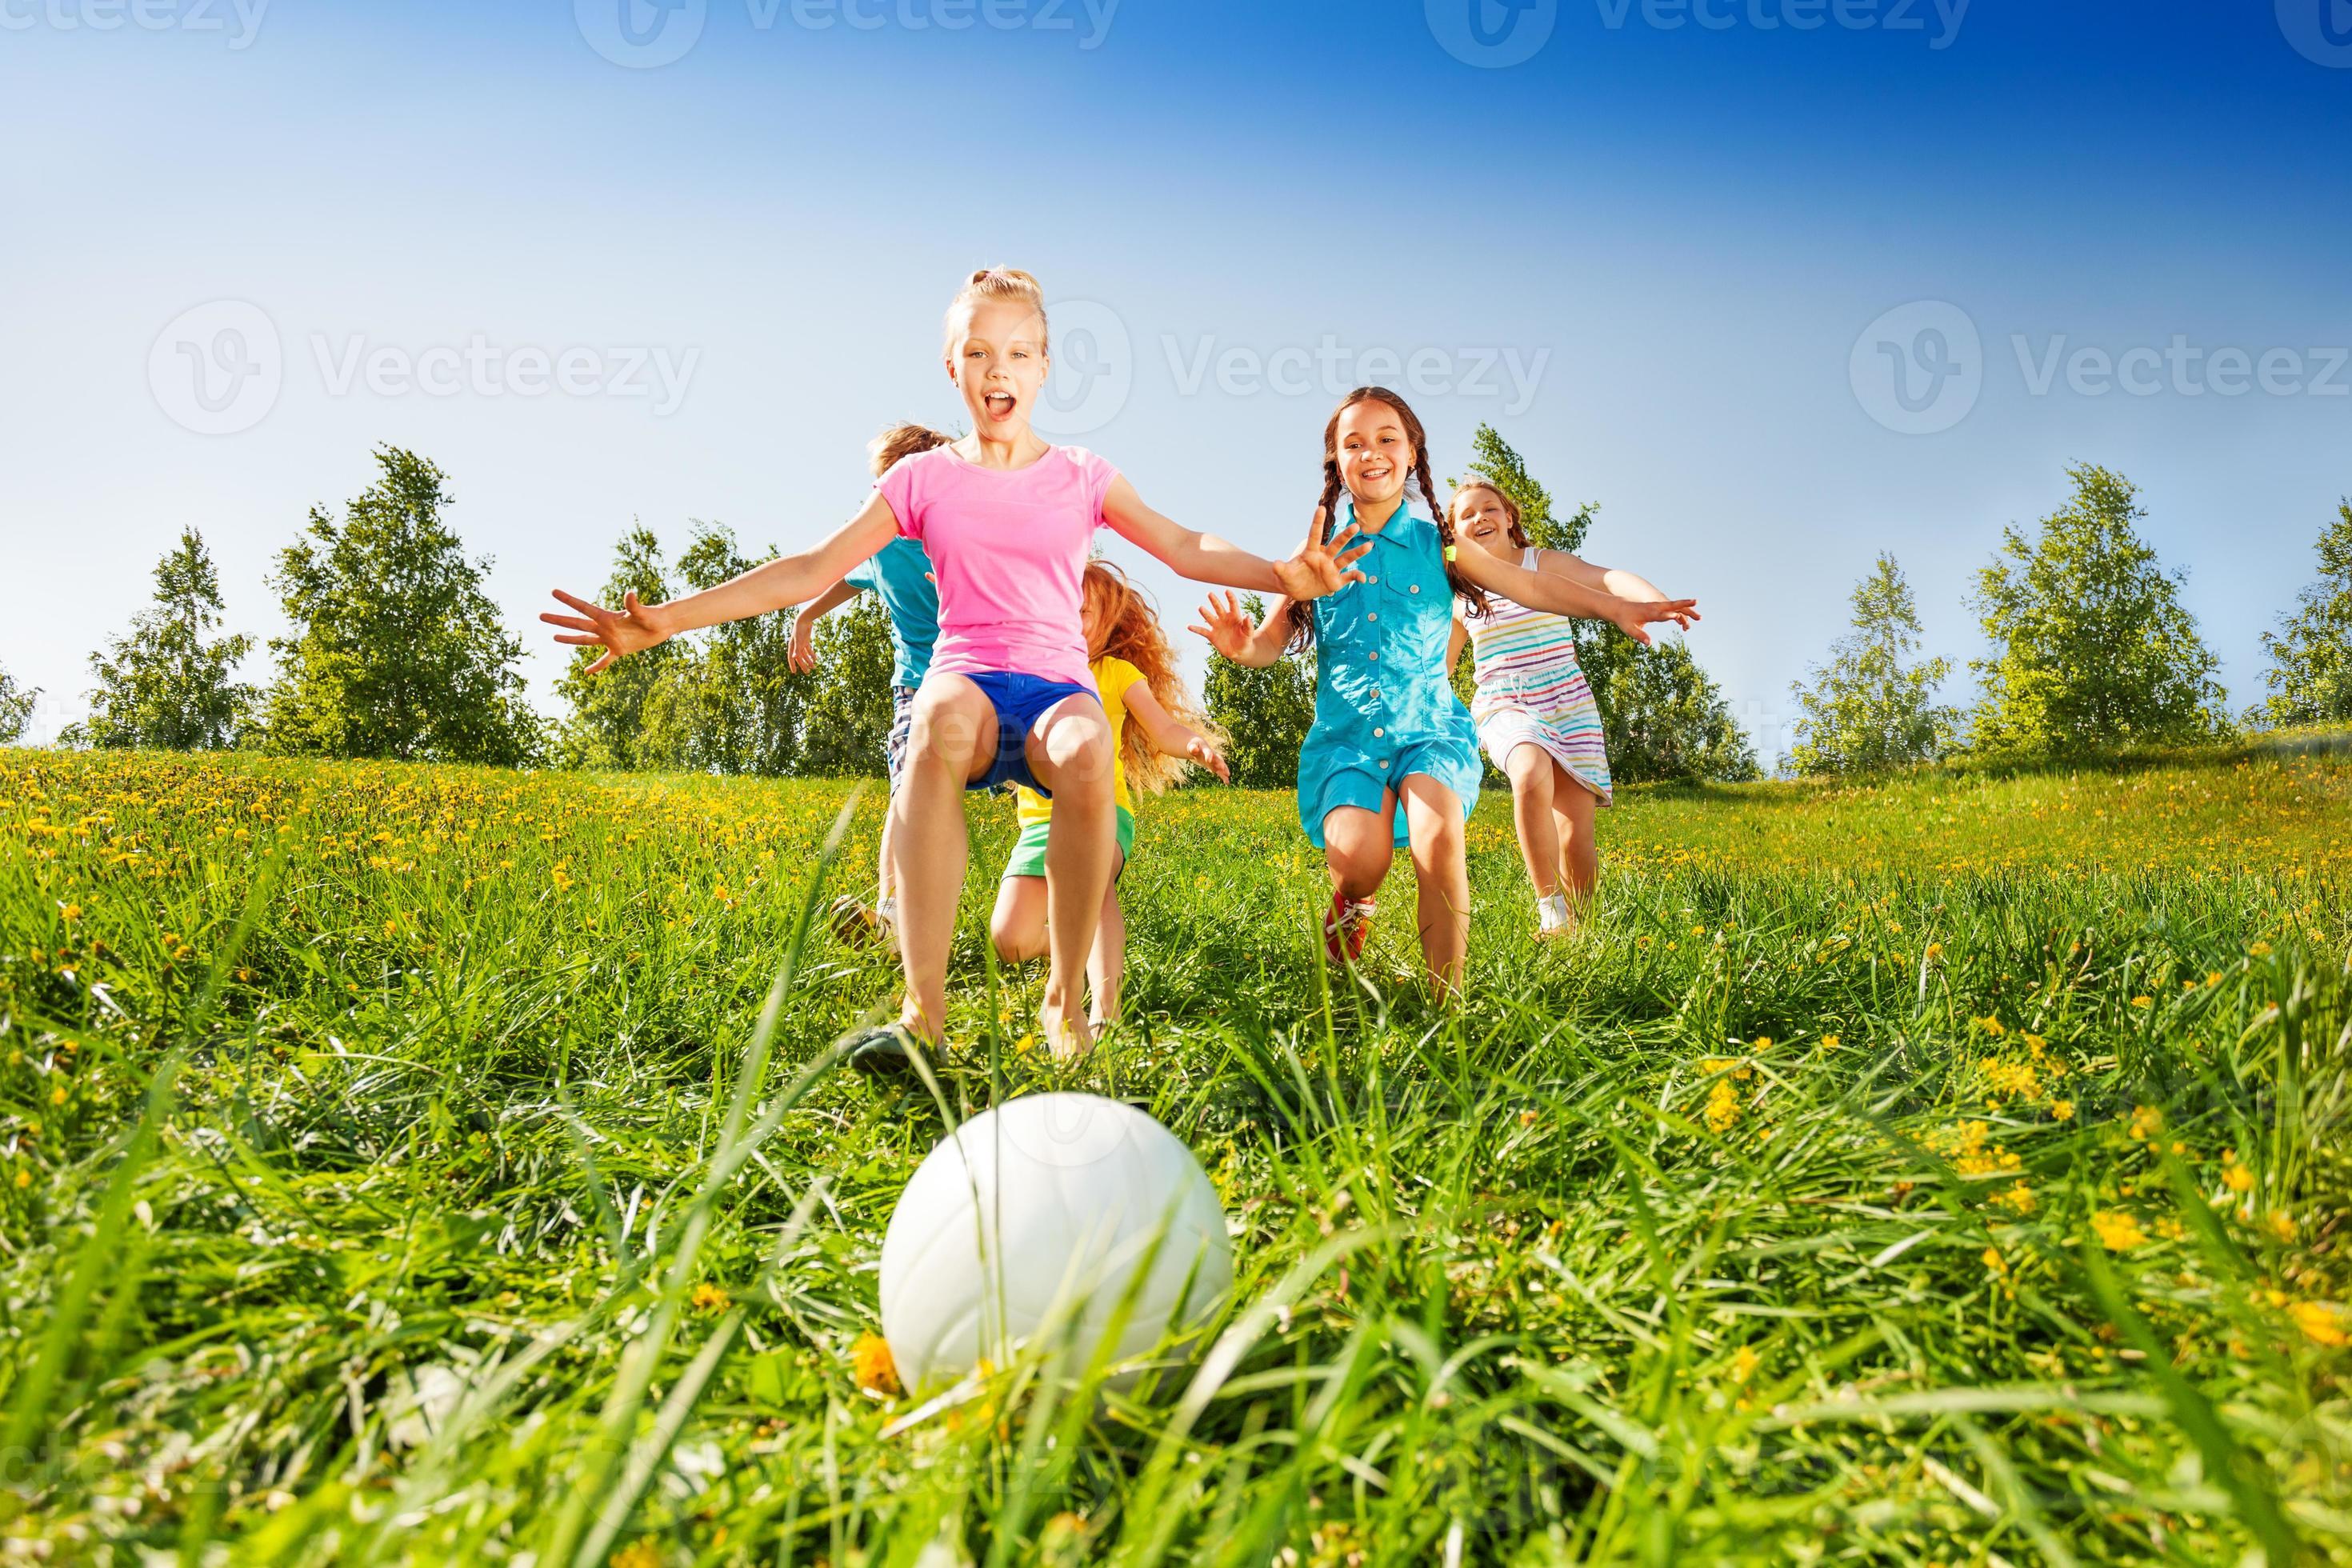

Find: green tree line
3;439;2346;783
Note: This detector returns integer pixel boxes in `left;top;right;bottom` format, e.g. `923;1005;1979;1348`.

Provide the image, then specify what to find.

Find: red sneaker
1323;892;1375;963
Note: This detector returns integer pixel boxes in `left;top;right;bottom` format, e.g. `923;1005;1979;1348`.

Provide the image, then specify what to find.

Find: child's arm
788;578;865;674
1532;549;1674;606
1450;545;1699;647
1102;480;1371;602
1122;682;1230;783
1447;613;1469;675
1187;590;1294;670
546;494;898;674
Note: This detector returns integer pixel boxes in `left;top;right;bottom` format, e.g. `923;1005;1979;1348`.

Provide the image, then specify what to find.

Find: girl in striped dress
1448;481;1696;937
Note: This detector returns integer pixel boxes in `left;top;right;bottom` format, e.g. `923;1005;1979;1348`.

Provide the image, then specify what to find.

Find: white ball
879;1094;1234;1392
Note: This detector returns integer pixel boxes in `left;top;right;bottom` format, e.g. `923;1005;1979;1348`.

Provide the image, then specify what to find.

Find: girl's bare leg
1087;882;1126;1029
1503;742;1560;898
990;875;1048;963
1322;802;1397;904
1400;774;1470;994
875;794;899;908
891;676;994;1042
1026;698;1117;1060
1550;760;1600;918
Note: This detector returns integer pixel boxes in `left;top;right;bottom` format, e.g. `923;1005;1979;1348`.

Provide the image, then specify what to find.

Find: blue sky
4;0;2347;761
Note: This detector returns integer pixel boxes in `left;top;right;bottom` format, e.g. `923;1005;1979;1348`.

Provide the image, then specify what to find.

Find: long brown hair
1083;561;1226;794
1285;386;1487;649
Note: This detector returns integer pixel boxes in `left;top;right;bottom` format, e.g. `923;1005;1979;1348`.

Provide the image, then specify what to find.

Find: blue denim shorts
966;672;1099;794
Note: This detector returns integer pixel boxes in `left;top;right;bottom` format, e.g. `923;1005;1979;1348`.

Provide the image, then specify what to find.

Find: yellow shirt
1014;656;1142;828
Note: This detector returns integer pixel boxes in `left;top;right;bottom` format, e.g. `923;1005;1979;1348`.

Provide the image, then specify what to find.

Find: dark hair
1285;386;1487;650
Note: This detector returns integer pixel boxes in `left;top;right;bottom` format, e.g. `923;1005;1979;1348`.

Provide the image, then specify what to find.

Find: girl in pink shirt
547;267;1368;1066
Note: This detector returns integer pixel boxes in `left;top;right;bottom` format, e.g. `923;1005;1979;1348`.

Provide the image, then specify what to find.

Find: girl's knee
909;681;989;759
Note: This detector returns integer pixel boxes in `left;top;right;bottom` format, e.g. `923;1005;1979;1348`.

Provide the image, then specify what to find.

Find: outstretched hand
1609;597;1702;647
1186;735;1232;785
1186;590;1260;661
1270;506;1373;602
788;611;818;674
542;589;672;675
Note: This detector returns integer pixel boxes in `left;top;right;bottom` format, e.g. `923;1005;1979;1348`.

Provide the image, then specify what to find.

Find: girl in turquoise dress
1194;387;1698;991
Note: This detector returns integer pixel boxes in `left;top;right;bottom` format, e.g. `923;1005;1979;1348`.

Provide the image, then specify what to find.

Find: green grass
1;743;2347;1565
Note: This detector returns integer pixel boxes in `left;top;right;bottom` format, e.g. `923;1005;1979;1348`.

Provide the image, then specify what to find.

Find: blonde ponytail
943;266;1049;353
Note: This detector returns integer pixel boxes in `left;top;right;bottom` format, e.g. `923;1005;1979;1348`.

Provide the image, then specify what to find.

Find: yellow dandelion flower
59;904;82;921
611;1543;662;1568
853;1330;902;1396
2266;1210;2298;1242
1730;1345;1761;1384
2127;1105;2162;1142
2288;1301;2348;1348
2250;941;2271;957
1994;1182;2036;1215
1982;1246;2009;1278
2205;972;2222;987
2130;995;2154;1009
690;1282;727;1314
2051;1100;2074;1121
2091;1210;2147;1252
1704;1079;1742;1134
14;1168;30;1189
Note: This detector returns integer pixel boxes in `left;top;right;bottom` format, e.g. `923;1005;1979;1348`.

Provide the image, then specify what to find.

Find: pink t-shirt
874;443;1118;692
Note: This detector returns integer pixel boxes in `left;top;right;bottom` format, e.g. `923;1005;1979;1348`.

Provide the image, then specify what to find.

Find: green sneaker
845;1022;932;1080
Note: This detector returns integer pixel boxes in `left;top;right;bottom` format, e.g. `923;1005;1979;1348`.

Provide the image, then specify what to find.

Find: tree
0;662;34;745
78;529;254;751
1968;464;2230;758
1203;594;1318;789
642;523;806;777
554;523;682;770
2251;498;2352;730
795;594;897;778
262;447;545;766
1454;425;1758;785
1784;554;1957;775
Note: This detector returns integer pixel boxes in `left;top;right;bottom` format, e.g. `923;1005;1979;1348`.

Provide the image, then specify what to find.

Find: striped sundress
1458;548;1613;806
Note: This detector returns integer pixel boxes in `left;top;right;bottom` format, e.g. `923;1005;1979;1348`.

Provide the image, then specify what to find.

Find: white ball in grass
878;1093;1234;1393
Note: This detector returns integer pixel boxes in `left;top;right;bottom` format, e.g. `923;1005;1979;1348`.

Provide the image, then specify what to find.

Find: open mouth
982;391;1018;420
1357;462;1394;486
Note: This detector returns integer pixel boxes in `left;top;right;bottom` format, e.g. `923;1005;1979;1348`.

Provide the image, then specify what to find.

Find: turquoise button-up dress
1295;502;1482;849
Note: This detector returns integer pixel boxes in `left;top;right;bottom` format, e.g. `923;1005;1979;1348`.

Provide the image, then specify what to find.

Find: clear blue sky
5;0;2346;760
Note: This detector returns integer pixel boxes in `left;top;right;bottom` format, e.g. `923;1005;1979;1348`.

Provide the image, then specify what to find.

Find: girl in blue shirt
1195;387;1697;992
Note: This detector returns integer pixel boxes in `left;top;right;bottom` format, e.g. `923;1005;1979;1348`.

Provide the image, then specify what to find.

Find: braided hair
1284;386;1489;650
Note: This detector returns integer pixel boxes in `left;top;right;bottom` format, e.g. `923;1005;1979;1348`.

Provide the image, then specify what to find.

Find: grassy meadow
1;742;2348;1565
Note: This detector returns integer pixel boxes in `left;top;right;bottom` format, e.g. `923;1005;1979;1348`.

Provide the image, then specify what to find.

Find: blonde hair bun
944;267;1049;352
